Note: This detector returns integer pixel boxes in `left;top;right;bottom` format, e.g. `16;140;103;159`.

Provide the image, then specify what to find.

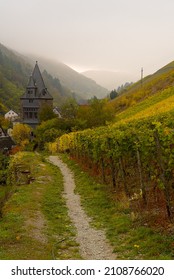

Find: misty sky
0;0;174;79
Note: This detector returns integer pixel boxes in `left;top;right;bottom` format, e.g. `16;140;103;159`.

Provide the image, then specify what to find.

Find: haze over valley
1;0;174;94
82;70;137;90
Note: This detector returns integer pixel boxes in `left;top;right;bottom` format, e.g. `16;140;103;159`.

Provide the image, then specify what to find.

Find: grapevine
51;110;174;222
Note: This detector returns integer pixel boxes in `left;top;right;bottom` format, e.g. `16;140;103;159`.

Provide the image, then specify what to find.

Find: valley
1;42;174;260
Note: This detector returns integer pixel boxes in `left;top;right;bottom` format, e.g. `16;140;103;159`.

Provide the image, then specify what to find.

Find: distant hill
1;41;174;121
26;56;109;99
82;70;137;90
0;43;109;116
0;43;31;113
0;43;87;113
110;60;174;118
154;61;174;75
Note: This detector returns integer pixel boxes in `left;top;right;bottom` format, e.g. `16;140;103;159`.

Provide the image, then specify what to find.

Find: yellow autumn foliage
12;123;31;148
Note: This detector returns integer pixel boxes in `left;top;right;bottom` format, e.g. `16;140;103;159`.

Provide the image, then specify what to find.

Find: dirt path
49;155;116;260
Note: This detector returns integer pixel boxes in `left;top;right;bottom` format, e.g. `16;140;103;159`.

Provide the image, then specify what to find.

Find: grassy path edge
60;153;174;260
0;152;81;260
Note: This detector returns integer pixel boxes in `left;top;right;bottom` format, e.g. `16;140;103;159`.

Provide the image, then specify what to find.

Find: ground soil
49;155;116;260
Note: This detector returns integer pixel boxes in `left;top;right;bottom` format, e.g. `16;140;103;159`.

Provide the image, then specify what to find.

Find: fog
1;0;174;80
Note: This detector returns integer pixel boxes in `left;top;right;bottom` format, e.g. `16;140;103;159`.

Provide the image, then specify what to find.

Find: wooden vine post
136;144;147;205
154;129;172;220
101;157;106;183
119;157;130;197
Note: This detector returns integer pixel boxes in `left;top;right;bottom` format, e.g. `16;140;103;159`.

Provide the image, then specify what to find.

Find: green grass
42;161;81;260
0;152;81;260
60;153;174;260
0;186;8;201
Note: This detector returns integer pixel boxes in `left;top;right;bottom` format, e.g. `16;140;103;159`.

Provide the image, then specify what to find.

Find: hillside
110;61;174;119
26;56;109;99
154;61;174;75
53;62;174;236
0;43;109;115
115;87;174;123
0;43;31;113
0;43;80;113
1;41;174;119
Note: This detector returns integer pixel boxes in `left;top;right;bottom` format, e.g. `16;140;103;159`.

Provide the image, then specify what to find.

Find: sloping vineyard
50;111;174;224
111;68;174;115
115;87;174;123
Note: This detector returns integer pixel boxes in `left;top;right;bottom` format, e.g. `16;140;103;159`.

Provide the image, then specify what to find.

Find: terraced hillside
115;87;174;123
111;62;174;121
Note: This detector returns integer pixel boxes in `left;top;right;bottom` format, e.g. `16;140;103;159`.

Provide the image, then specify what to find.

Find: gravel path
49;155;116;260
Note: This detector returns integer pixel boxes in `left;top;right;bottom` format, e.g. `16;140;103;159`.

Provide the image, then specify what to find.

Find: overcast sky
0;0;174;79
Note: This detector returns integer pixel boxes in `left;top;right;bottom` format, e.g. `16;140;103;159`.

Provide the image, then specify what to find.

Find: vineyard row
49;110;174;223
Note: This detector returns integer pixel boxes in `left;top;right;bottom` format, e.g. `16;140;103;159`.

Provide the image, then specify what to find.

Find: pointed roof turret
21;61;53;100
32;61;46;93
20;60;53;128
27;75;35;88
32;61;52;99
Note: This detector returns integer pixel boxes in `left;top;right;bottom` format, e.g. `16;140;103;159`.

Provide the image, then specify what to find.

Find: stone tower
20;61;53;128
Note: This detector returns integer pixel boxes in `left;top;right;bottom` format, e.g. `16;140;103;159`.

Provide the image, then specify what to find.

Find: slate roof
0;126;15;151
32;62;46;94
21;61;53;100
20;61;53;128
27;75;35;88
0;136;15;151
